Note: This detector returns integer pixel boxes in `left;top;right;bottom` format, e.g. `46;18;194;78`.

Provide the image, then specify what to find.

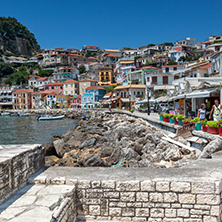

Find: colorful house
13;90;32;109
63;79;79;96
31;92;47;109
98;67;113;86
43;82;63;94
81;86;106;108
56;95;70;108
79;78;97;94
70;95;81;108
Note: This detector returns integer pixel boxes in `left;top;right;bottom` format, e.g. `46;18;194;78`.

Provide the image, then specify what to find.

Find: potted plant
163;113;170;122
217;120;222;136
159;112;164;121
169;114;174;124
172;114;179;125
207;121;219;135
177;115;185;126
130;109;134;113
200;119;208;132
193;117;202;130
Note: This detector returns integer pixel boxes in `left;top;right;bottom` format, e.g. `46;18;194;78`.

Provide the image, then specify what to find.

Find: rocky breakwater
43;112;207;168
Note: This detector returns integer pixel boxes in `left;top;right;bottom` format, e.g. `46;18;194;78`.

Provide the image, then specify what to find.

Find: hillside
0;17;41;56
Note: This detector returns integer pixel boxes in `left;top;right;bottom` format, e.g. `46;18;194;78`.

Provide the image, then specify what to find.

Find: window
66;84;68;88
173;67;177;71
71;91;73;94
65;91;68;94
71;84;73;87
58;97;61;102
60;86;62;89
63;97;66;102
84;98;86;101
51;86;54;90
91;97;93;100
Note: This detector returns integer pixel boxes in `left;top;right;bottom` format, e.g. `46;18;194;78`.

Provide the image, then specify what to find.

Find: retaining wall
0;144;44;204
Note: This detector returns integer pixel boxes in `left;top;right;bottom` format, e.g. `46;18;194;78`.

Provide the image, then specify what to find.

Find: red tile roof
37;77;48;81
86;86;106;90
163;65;185;67
107;53;118;58
79;78;97;82
44;82;64;86
199;63;212;69
13;90;33;93
99;66;112;70
64;79;79;84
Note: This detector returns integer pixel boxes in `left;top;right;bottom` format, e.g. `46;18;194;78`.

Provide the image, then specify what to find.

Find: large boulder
83;154;110;167
199;138;222;159
79;137;97;149
53;139;65;157
43;141;57;156
62;129;74;142
110;148;123;165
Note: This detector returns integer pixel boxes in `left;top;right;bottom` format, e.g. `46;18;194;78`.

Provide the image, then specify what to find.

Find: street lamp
147;87;150;115
129;91;131;110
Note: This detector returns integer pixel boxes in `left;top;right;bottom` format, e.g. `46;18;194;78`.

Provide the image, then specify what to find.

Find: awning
173;94;186;100
186;88;218;99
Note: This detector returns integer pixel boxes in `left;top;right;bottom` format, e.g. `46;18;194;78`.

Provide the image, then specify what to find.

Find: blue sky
0;0;221;50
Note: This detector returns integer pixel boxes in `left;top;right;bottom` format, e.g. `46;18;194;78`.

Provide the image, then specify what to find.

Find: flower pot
174;119;179;125
183;121;189;125
219;128;222;136
195;123;202;131
207;127;219;135
159;116;163;121
163;117;169;122
202;126;208;132
178;120;183;126
169;118;174;124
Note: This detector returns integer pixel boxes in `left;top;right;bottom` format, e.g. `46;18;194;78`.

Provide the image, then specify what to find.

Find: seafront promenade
0;109;222;221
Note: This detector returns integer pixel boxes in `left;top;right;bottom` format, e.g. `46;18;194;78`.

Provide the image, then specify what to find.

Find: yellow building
13;90;32;109
56;95;70;108
98;67;113;86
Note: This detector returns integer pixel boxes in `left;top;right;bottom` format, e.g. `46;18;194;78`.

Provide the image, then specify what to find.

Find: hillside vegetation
0;17;41;56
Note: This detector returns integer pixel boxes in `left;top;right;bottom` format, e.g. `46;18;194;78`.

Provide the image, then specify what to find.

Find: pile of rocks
44;112;203;168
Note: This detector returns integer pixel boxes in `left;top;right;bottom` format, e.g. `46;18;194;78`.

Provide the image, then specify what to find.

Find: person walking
197;103;206;120
209;99;222;121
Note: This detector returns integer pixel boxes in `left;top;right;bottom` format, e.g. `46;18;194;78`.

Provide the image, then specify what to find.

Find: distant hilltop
0;17;41;56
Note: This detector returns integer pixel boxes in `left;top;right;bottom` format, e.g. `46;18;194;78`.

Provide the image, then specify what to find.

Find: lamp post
147;87;150;115
129;91;131;110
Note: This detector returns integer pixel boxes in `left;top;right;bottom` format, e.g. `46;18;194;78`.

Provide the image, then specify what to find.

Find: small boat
36;115;65;121
17;113;30;117
1;112;10;116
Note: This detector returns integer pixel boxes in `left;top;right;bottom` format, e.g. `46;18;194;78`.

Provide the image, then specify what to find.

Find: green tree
38;69;53;77
0;62;14;78
78;65;86;74
168;61;178;65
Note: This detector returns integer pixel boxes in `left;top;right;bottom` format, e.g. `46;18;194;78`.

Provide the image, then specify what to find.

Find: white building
175;37;196;48
63;79;79;96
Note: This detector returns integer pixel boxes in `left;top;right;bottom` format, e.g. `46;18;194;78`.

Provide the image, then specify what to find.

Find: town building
63;79;79;96
31;92;47;109
53;67;79;83
12;89;32;109
98;67;113;86
45;92;57;109
0;86;19;109
81;86;106;108
56;95;70;108
79;78;97;94
42;82;63;94
28;75;39;89
101;54;118;66
81;46;100;56
175;37;196;48
70;95;81;108
36;77;51;89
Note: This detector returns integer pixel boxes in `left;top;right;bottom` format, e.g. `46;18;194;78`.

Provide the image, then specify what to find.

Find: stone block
89;205;100;216
149;193;163;202
203;216;218;222
196;194;220;205
78;180;91;189
184;220;202;222
210;205;221;216
141;180;155;191
190;209;209;216
165;208;176;218
136;192;148;202
116;181;140;191
132;217;147;222
109;207;122;217
101;180;115;189
148;219;162;222
194;205;210;210
171;203;181;208
182;204;194;209
155;203;170;208
177;209;189;217
122;208;135;217
179;194;196;204
164;192;178;203
171;182;191;192
163;219;183;222
150;208;164;218
135;208;149;217
156;181;170;192
192;182;215;194
104;192;119;199
109;202;126;207
120;192;135;202
91;181;101;188
127;202;142;207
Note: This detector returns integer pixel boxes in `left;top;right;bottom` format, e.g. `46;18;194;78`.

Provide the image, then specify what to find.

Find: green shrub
200;119;207;127
163;113;170;118
159;112;164;117
172;114;178;120
130;109;134;113
177;114;185;120
193;117;200;123
169;114;174;118
207;121;219;128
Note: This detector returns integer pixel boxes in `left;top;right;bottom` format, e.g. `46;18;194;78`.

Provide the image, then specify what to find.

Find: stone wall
0;144;44;204
75;179;222;221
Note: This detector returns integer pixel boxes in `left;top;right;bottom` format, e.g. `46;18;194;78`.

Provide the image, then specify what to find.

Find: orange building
13;90;32;109
98;67;113;86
